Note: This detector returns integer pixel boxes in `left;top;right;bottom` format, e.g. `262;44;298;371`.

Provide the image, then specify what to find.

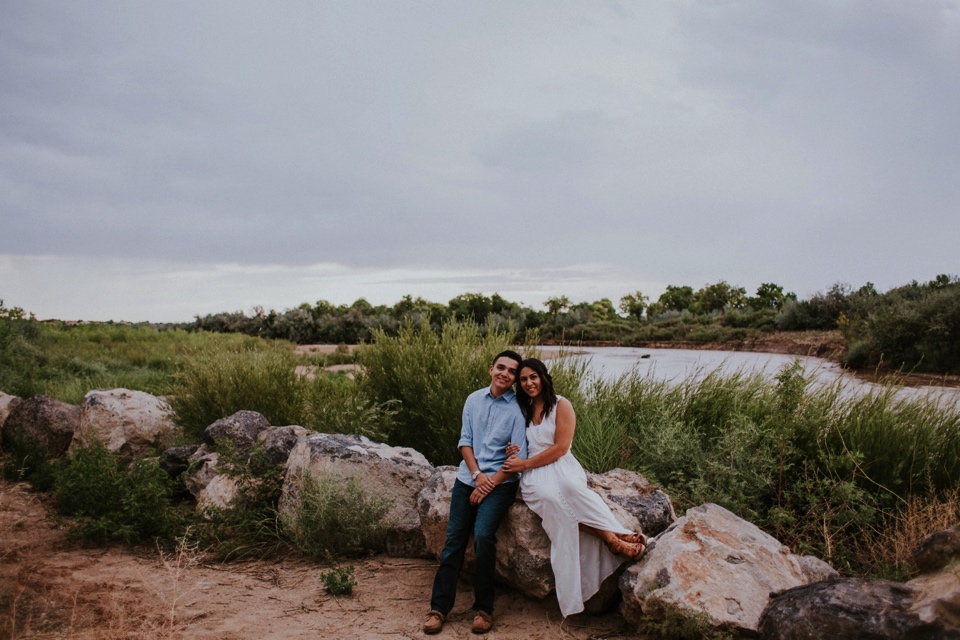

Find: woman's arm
502;398;576;473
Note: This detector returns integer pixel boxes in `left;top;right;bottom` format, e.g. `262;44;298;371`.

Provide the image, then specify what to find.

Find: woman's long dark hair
515;358;558;427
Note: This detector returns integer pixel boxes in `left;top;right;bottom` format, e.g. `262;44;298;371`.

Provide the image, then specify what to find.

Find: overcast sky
2;1;958;322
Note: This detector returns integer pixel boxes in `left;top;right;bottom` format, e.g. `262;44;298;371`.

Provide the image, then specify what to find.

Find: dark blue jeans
429;479;518;615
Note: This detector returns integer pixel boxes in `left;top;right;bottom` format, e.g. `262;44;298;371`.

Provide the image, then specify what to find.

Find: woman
502;358;645;617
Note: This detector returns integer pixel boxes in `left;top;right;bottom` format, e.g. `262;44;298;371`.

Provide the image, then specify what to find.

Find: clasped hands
469;443;527;505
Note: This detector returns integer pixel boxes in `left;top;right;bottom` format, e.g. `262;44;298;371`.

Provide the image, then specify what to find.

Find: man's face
488;356;519;397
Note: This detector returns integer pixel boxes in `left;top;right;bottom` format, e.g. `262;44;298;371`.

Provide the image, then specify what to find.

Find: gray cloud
1;1;958;319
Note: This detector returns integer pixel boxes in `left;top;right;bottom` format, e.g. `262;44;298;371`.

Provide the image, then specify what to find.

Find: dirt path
1;481;637;639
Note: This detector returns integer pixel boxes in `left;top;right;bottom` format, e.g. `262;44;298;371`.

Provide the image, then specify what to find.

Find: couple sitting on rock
422;350;647;635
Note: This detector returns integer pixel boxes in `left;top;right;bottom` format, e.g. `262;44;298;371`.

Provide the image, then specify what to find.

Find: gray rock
386;510;433;559
758;577;949;640
620;503;837;635
184;444;220;498
72;389;180;462
587;468;676;536
257;425;312;465
281;433;435;546
203;410;271;452
160;444;200;477
908;532;960;636
1;396;80;457
0;392;22;431
913;525;960;574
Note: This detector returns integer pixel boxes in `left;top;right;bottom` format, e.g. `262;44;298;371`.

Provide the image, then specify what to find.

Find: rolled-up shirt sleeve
457;393;474;449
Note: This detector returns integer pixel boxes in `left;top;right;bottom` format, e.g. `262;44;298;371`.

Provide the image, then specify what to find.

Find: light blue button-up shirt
456;386;528;487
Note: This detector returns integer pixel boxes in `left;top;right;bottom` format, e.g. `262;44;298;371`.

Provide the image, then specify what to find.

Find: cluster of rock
2;388;959;637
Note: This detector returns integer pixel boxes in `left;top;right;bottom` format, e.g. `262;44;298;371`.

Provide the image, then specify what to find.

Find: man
423;350;528;635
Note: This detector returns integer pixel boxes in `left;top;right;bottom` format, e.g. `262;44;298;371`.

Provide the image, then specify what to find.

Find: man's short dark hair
491;350;523;367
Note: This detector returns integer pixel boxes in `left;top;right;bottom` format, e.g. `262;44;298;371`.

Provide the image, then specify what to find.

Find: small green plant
282;471;393;558
320;564;356;596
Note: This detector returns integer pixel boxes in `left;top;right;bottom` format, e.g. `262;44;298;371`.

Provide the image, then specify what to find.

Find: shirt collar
486;387;516;402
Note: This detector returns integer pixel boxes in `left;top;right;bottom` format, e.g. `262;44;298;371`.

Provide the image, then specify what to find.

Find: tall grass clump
171;345;303;441
281;471;394;558
357;319;514;465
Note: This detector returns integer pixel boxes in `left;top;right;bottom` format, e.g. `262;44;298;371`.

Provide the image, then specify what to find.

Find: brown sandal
606;536;646;559
617;532;647;546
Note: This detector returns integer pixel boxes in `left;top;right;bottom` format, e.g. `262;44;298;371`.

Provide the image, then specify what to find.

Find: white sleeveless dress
519;397;633;617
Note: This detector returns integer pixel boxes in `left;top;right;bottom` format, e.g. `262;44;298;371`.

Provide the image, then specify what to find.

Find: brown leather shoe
471;610;493;634
422;610;444;634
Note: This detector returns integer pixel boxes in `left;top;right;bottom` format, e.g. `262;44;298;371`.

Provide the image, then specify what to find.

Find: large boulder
0;392;22;431
71;389;179;461
281;433;435;554
758;578;947;639
620;503;838;635
1;396;79;457
418;466;673;612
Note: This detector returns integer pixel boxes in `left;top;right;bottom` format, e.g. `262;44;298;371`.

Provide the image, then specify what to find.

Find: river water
543;346;960;408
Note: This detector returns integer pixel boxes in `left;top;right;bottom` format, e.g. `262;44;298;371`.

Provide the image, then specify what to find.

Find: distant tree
619;291;649;321
657;285;695;313
694;281;746;314
748;283;797;311
545;296;571;317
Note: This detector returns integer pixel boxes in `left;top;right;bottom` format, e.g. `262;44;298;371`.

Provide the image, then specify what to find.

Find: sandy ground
0;481;637;640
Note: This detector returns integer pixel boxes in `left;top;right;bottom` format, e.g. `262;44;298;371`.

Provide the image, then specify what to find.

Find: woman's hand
505;442;521;457
502;454;526;473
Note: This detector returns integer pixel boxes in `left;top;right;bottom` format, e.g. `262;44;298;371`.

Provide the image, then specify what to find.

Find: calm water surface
545;346;959;408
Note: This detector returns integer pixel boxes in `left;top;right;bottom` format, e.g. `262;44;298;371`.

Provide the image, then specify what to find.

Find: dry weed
859;488;960;577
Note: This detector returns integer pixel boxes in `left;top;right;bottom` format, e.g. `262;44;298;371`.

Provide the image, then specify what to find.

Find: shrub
54;439;182;543
281;471;393;558
299;374;397;441
172;346;302;441
357;319;514;465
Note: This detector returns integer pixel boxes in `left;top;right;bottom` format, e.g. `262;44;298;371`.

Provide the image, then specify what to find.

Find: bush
281;471;393;558
53;439;182;543
172;346;303;441
300;374;397;441
357;319;514;465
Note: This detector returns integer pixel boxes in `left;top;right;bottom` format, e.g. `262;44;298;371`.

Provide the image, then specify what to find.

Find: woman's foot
617;531;647;546
606;536;646;559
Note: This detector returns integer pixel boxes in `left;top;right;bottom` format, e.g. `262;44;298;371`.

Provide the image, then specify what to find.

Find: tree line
181;275;959;375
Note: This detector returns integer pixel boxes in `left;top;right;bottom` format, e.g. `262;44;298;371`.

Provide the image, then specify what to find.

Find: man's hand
475;472;495;494
470;472;496;505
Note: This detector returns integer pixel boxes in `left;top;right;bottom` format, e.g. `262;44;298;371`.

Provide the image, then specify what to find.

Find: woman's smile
519;369;541;398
